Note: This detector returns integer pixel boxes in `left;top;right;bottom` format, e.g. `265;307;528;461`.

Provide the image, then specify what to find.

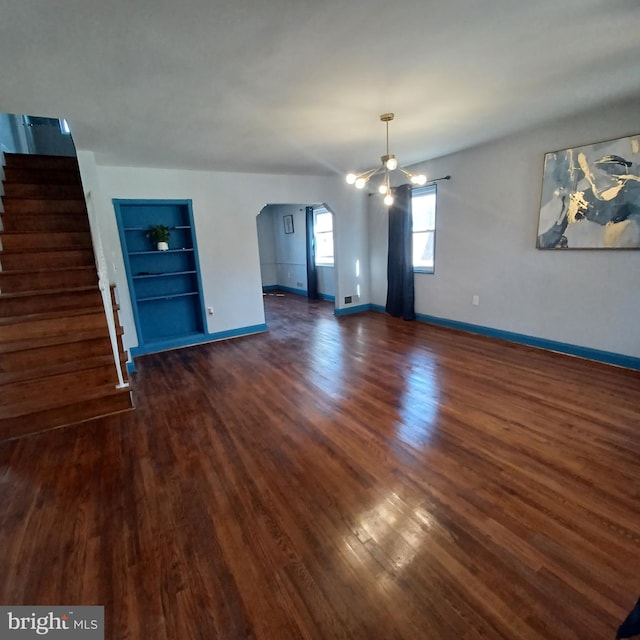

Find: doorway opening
256;203;337;310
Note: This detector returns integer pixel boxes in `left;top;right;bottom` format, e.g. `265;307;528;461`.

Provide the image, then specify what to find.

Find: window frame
411;184;437;274
313;207;334;267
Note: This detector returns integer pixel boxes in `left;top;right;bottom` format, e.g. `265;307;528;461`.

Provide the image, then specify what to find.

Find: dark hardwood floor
1;291;639;639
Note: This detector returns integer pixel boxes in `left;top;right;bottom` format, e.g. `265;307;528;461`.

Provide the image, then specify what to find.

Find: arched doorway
256;203;337;309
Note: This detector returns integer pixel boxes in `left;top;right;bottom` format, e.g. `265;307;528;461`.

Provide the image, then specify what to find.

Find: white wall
317;265;335;299
369;97;640;358
76;153;367;353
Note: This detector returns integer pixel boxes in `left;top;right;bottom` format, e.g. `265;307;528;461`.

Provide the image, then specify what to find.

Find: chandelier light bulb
386;156;398;171
383;193;394;206
346;173;357;185
411;174;427;186
355;177;366;189
378;183;388;194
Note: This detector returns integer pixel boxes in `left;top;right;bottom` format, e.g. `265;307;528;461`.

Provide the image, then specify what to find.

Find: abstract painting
537;133;640;249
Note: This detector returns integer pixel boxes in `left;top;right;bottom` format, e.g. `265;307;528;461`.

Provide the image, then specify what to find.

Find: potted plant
147;225;170;251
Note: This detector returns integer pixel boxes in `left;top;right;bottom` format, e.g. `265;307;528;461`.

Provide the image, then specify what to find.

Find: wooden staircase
0;153;134;440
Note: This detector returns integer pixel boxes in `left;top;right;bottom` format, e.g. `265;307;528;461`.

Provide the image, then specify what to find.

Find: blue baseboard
207;323;268;341
130;323;268;358
368;305;640;370
263;286;334;302
275;285;308;296
126;361;136;374
334;304;371;316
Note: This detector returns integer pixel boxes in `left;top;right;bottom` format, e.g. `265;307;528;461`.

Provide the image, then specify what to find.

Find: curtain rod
418;175;451;186
367;175;451;195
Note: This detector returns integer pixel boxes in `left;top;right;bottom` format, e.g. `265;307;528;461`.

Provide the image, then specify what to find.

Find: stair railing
85;190;129;389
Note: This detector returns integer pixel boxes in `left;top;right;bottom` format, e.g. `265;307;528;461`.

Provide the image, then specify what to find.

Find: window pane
314;209;333;264
412;185;436;270
412;193;436;232
413;231;434;269
315;211;332;233
316;232;334;262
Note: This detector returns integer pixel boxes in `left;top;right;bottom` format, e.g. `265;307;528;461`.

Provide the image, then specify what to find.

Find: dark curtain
305;206;318;300
385;184;415;320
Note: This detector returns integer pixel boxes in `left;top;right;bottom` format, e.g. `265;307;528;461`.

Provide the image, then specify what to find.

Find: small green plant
147;224;170;244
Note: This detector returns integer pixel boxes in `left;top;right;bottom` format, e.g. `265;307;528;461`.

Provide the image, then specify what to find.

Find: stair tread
0;213;91;227
0;250;95;270
3;167;81;179
2;187;83;197
1;245;94;254
3;155;80;172
0;285;99;299
0;305;104;326
0;388;134;441
0;265;96;275
2;229;91;236
0;354;121;386
0;199;87;214
0;248;93;254
0;381;131;420
2;181;82;185
1;196;85;202
0;326;121;354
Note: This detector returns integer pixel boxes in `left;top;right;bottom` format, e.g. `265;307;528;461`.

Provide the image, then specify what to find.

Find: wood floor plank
0;291;638;639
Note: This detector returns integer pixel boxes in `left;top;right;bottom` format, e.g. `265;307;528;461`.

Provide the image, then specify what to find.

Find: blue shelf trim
137;291;198;302
133;270;196;279
124;225;191;231
128;248;194;256
367;304;639;370
131;323;268;358
114;198;209;352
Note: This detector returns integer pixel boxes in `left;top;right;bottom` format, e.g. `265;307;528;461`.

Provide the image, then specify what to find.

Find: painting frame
283;214;294;234
536;133;640;249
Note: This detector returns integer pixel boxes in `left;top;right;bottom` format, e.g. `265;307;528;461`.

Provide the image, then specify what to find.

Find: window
314;208;334;266
59;118;71;135
412;185;436;272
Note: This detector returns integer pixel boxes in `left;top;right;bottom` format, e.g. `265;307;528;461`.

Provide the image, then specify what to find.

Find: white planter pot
157;241;169;251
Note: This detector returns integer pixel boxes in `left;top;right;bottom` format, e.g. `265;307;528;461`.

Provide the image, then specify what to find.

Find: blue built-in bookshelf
114;199;207;356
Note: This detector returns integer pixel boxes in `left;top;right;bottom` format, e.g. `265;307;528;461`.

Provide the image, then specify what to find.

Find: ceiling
1;0;639;176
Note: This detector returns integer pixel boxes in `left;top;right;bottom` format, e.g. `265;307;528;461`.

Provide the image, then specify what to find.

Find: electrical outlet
345;296;352;304
207;306;214;316
297;282;303;288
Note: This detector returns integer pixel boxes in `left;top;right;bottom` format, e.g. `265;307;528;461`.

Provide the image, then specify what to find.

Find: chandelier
346;113;427;206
